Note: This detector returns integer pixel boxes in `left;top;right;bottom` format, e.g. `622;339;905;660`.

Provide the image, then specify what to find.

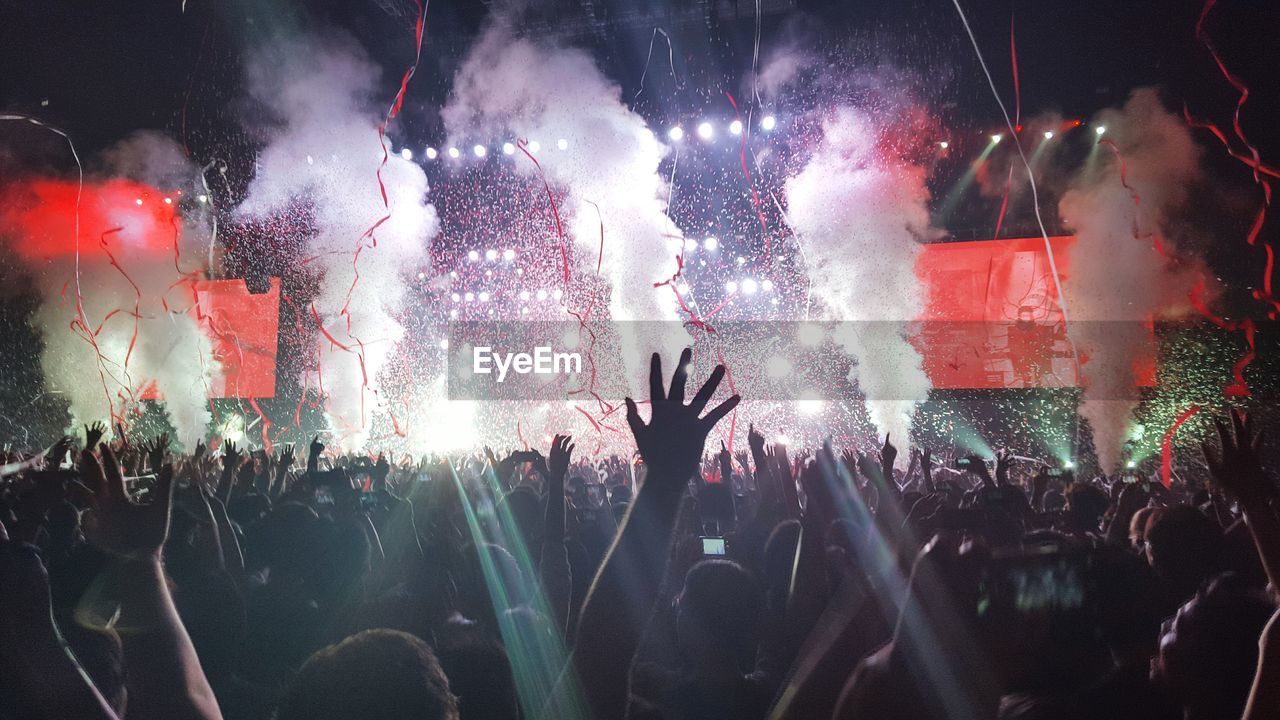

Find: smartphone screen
701;537;726;556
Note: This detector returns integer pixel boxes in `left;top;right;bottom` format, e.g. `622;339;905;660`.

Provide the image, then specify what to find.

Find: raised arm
82;446;222;720
567;349;739;720
537;434;575;634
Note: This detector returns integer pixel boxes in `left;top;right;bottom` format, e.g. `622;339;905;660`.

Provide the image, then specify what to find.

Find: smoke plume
1059;89;1203;471
237;33;438;450
785;107;937;450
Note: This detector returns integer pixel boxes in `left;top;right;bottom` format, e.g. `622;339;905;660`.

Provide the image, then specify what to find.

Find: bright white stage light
939;141;949;149
704;237;718;251
197;194;208;203
667;126;685;142
557;138;568;150
447;147;460;158
697;121;714;140
163;197;173;204
528;140;541;153
741;278;758;295
425;147;438;160
400;148;413;161
485;249;498;261
519;290;530;301
536;289;548;301
473;144;487;158
502;248;515;261
1094;126;1106;136
464;292;475;302
725;281;738;293
991;134;1003;144
503;142;515;155
1043;131;1054;140
761;115;777;131
451;293;461;302
135;198;144;205
478;291;490;302
684;238;698;252
467;250;479;262
729;119;743;136
761;279;774;292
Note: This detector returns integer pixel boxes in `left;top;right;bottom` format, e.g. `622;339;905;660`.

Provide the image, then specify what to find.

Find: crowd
2;349;1278;720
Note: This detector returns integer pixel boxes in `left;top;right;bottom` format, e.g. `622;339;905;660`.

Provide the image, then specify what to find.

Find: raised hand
625;349;740;484
222;439;242;471
142;432;170;473
84;421;108;450
880;433;898;476
81;445;174;559
718;440;733;482
309;434;325;459
278;444;296;470
994;448;1012;486
549;434;574;479
1203;408;1270;506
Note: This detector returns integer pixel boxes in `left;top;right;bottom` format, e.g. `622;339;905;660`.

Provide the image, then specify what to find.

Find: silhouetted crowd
2;350;1278;720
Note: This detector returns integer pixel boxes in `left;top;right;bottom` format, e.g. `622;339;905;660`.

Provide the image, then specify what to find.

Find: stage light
485;249;498;261
197;194;208;203
417;272;426;280
536;289;548;301
697;121;714;140
556;138;568;150
451;293;460;302
798;399;825;415
519;290;530;301
939;141;949;149
667;126;685;142
1126;460;1136;469
761;279;774;292
135;198;144;206
1043;131;1054;140
447;147;460;158
725;280;738;293
704;236;718;251
164;197;173;204
684;238;698;252
553;288;563;300
464;292;475;302
741;278;758;295
528;140;541;153
761;115;777;131
729;119;743;136
440;338;449;350
478;291;489;302
991;133;1003;143
473;144;487;158
467;250;479;261
502;248;515;261
400;148;413;161
425;147;438;160
736;256;746;266
502;142;515;155
1063;460;1075;469
1094;126;1106;136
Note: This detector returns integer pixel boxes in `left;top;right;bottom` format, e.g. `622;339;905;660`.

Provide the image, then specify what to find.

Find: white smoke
441;22;687;393
1059;89;1203;472
237;33;437;450
16;132;220;446
785;107;936;452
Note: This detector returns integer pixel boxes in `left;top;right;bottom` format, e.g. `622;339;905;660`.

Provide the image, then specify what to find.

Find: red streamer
725;92;770;262
1160;405;1200;488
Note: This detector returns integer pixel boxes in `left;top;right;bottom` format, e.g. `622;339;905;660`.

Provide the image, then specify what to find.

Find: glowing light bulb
729;119;743;135
1094;126;1106;136
467;250;479;262
399;148;413;161
485;249;498;261
991;133;1003;143
761;115;777;131
939;141;949;149
527;140;540;153
741;278;758;295
704;236;718;251
1043;131;1054;140
697;121;714;140
502;142;515;155
473;144;487;158
725;281;738;293
502;249;515;261
447;147;460;158
425;147;438;160
667;126;685;142
556;138;568;150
